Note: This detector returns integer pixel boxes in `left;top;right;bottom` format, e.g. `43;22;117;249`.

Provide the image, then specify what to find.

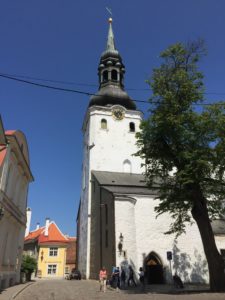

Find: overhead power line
0;72;98;87
1;72;225;95
0;72;224;106
0;73;148;103
0;73;93;96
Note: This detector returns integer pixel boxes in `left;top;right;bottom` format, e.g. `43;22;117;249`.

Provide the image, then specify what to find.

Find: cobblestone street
4;280;224;300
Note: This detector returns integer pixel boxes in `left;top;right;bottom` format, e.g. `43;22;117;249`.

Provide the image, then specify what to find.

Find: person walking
113;266;120;291
128;266;136;287
99;266;107;292
138;267;145;291
110;266;116;288
120;268;126;289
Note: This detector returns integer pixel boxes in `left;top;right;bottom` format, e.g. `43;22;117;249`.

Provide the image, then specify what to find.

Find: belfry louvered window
111;69;118;81
103;70;108;82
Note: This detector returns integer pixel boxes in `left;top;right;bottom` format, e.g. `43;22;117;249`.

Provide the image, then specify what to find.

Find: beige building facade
0;118;33;289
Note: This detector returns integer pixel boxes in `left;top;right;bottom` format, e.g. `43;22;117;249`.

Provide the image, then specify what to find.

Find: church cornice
114;195;137;205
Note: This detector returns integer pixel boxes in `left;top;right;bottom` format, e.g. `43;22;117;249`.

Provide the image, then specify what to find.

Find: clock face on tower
112;107;125;120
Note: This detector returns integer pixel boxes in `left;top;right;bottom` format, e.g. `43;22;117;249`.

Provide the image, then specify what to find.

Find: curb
11;282;34;299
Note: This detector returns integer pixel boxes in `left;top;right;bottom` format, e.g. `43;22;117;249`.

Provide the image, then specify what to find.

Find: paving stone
1;279;225;300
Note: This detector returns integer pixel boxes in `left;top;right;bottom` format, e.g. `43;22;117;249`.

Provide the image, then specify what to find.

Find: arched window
103;70;108;82
123;159;132;173
101;119;107;129
129;122;135;132
111;69;118;81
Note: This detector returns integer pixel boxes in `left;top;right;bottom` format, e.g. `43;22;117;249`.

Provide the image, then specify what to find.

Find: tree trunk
191;188;225;292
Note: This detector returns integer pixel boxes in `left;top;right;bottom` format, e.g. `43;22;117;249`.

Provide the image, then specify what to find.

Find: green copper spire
106;18;116;51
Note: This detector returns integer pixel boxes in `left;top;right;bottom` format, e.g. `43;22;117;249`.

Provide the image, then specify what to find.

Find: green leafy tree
21;255;37;280
136;40;225;291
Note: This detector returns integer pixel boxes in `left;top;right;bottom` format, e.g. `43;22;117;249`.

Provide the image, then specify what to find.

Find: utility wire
0;73;224;106
0;73;147;103
1;72;225;95
0;72;97;87
0;73;93;96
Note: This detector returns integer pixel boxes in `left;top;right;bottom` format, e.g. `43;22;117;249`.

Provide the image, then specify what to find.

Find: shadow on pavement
117;284;211;295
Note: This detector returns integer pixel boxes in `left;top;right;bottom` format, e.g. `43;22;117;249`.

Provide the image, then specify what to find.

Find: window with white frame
47;264;57;275
49;247;58;257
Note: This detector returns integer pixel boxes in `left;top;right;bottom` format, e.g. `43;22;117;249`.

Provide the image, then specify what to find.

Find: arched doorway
145;252;164;284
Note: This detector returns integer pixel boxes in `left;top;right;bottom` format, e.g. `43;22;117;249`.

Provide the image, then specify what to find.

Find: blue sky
1;0;225;236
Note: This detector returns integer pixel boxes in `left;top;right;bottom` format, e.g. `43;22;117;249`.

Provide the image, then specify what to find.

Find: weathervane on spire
106;7;113;22
106;7;112;16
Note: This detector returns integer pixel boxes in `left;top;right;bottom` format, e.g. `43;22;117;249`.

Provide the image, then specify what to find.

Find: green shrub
21;255;37;274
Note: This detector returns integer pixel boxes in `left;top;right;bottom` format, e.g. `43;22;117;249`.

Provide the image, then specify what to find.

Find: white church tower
78;18;143;278
77;18;216;284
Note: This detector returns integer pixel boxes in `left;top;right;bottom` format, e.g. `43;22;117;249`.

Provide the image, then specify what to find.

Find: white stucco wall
78;121;90;277
87;105;143;174
114;197;138;268
215;236;225;253
79;105;143;278
79;104;225;283
114;195;209;283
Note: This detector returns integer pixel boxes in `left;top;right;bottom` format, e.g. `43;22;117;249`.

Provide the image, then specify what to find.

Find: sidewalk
0;281;211;299
0;281;34;300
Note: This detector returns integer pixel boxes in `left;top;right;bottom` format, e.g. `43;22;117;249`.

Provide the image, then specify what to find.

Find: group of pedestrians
99;265;145;292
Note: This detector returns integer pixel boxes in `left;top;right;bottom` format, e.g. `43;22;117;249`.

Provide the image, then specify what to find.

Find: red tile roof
25;222;69;245
25;227;44;241
5;130;16;136
0;130;16;167
0;146;7;167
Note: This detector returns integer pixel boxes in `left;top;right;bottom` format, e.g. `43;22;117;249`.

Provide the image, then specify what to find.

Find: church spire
89;18;136;110
106;18;116;52
101;18;119;58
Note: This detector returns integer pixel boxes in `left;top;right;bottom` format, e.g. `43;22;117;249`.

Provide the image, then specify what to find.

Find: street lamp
167;251;173;280
118;233;124;255
41;250;44;261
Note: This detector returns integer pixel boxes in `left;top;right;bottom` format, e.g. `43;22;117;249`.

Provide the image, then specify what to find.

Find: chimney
44;218;50;236
25;207;32;237
36;222;40;230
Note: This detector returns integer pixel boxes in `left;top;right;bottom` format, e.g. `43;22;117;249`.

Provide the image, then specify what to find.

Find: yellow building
24;219;69;278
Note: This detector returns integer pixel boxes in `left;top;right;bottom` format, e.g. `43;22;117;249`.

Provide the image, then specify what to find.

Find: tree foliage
136;40;225;236
21;254;37;274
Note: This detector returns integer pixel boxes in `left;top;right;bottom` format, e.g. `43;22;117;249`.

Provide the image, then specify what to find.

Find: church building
77;18;225;284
